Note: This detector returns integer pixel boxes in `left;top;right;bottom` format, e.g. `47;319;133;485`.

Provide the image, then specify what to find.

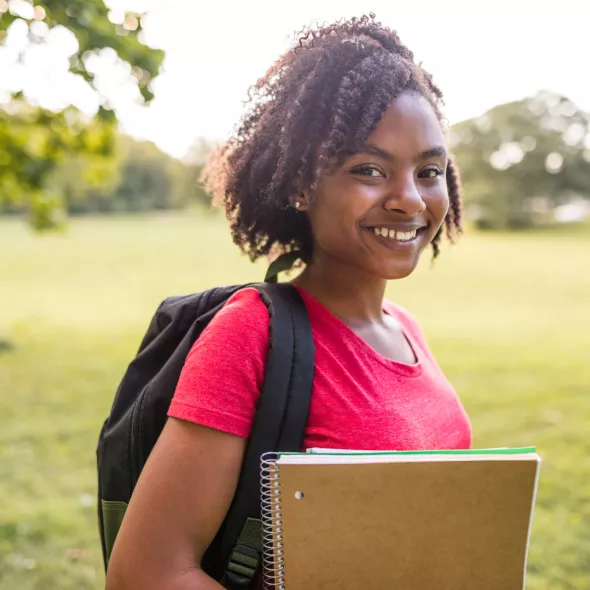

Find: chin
381;266;417;281
365;258;420;281
372;251;423;280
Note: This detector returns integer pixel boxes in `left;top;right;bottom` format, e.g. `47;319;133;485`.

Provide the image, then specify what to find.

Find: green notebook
302;445;537;456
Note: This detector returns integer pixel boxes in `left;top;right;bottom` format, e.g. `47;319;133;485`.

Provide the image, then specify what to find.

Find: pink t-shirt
168;286;472;451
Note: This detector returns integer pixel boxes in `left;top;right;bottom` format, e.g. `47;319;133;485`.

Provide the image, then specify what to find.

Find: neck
292;251;387;324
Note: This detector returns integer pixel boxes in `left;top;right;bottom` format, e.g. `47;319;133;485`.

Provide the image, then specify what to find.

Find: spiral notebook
261;448;541;589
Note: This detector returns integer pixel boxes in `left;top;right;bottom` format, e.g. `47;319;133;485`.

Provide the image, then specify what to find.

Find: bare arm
105;417;247;590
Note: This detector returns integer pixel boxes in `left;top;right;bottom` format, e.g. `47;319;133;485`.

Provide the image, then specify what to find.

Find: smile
368;226;427;243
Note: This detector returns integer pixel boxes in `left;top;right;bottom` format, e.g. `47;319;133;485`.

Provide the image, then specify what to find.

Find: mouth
364;225;428;245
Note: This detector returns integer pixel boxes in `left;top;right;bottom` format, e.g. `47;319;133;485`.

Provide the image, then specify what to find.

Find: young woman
106;14;472;590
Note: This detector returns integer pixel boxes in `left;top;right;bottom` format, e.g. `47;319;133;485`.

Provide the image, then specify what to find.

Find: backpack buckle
224;544;261;588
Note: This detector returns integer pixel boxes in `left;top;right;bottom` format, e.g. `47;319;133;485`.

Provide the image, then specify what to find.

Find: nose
382;174;426;216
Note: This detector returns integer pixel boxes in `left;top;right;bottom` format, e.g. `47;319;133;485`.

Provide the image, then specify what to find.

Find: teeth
372;228;418;241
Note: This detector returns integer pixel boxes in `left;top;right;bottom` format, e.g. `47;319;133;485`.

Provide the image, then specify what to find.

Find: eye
418;167;444;179
351;165;386;178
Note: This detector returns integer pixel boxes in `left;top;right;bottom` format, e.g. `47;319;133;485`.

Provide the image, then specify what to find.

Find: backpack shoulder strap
255;283;315;450
220;282;314;588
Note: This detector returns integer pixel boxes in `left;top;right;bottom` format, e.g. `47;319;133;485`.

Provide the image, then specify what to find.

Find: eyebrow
419;146;448;160
356;143;448;162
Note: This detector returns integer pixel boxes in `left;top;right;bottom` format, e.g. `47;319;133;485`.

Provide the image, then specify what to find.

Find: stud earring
294;201;301;209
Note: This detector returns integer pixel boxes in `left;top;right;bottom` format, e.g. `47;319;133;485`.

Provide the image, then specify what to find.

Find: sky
1;0;589;159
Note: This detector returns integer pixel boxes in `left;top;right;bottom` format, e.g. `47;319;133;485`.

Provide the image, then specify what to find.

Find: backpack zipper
129;389;147;490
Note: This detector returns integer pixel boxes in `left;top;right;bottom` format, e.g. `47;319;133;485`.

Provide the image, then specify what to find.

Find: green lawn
1;213;589;589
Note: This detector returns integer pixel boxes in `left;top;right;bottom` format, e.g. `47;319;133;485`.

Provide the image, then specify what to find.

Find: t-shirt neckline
292;284;423;377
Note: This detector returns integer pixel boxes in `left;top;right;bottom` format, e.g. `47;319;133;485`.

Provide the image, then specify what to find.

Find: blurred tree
113;137;187;212
452;91;590;229
43;136;121;215
39;134;210;214
182;137;216;207
0;0;164;229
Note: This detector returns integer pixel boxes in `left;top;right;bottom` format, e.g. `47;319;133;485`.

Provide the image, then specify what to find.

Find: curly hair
204;13;462;263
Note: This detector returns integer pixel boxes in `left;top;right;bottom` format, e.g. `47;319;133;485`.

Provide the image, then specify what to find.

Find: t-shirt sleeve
168;288;270;438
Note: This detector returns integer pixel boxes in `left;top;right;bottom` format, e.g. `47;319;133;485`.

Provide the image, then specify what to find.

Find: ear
292;192;310;212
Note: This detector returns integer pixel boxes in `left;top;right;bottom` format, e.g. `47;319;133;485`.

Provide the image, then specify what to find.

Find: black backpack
97;265;314;589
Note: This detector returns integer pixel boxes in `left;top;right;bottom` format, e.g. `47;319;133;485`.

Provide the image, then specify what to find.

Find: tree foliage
9;134;212;216
452;91;590;229
0;0;164;229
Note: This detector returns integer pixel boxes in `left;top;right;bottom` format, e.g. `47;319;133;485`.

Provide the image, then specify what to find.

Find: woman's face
305;91;449;280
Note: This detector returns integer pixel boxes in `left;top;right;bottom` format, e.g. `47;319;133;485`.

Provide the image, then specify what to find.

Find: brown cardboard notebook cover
267;458;539;589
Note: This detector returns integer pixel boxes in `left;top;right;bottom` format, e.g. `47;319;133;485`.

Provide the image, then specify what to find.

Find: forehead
365;92;446;154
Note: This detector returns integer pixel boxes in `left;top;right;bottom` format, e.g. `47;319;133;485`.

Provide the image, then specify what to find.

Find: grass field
1;212;589;590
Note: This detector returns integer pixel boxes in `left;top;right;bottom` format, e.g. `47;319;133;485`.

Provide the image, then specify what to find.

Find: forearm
176;569;225;590
105;566;224;590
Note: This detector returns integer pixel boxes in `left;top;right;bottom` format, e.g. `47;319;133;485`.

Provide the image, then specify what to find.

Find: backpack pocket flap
101;500;128;565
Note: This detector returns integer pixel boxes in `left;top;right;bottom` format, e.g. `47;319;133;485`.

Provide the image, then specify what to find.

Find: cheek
307;200;352;249
308;181;369;241
426;187;450;225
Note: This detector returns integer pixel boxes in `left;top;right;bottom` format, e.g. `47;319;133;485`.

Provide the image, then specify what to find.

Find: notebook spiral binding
261;452;284;589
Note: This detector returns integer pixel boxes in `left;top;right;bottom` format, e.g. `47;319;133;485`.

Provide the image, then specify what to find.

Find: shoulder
211;287;270;328
188;287;271;359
